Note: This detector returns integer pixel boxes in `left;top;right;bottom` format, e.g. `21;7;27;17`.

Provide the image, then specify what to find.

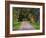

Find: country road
19;21;35;30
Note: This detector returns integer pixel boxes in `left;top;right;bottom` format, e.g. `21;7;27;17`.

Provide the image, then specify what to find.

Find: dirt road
19;21;35;30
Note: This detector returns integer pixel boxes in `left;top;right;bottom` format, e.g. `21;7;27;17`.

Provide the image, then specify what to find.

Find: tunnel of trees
13;7;40;30
13;7;40;23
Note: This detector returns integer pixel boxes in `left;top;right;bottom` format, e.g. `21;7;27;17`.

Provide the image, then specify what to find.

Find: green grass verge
32;21;40;30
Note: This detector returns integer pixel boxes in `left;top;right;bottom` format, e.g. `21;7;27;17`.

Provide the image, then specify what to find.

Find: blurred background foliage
13;7;40;30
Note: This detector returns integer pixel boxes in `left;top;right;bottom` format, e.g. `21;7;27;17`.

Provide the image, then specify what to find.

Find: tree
13;7;40;23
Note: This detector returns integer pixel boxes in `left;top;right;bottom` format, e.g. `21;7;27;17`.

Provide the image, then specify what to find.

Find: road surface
19;21;35;30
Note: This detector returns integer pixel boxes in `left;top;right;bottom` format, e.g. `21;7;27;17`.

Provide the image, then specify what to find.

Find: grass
13;16;40;30
31;21;40;30
13;23;21;30
13;19;21;30
13;21;40;30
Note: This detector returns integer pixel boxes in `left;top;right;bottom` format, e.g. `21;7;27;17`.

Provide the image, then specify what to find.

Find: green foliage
13;7;40;30
31;21;40;30
13;18;21;30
